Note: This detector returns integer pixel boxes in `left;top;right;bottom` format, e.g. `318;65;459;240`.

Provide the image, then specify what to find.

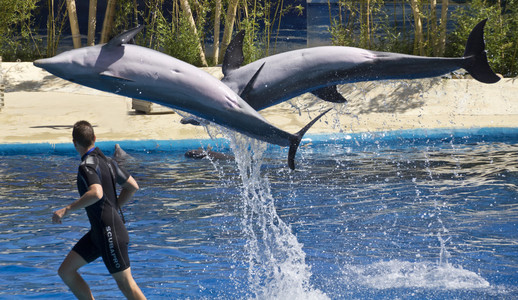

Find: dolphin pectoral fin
222;30;245;76
311;86;347;103
180;116;209;126
106;25;144;47
288;108;332;170
462;19;500;83
239;62;265;99
99;71;134;82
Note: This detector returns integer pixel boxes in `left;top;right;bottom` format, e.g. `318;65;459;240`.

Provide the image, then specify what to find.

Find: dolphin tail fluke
462;19;500;83
288;108;332;170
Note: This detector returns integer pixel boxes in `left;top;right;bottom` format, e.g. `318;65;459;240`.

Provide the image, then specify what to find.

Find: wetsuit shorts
73;226;130;274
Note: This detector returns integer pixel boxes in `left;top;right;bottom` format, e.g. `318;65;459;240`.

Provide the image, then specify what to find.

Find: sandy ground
0;62;517;144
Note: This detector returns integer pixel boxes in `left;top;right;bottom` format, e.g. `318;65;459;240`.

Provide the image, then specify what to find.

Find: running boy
52;120;146;299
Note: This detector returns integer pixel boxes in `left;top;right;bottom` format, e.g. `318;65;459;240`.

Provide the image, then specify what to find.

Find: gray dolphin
112;144;134;165
222;19;500;111
33;27;329;169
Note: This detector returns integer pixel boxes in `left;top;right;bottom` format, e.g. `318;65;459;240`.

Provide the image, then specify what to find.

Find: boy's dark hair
73;120;95;148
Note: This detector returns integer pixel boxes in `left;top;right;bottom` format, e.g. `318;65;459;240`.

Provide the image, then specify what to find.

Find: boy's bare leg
111;267;146;300
58;250;94;300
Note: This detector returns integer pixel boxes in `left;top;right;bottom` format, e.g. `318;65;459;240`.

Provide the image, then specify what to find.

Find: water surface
0;128;517;299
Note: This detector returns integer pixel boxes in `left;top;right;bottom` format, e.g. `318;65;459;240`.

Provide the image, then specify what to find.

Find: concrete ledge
0;62;516;144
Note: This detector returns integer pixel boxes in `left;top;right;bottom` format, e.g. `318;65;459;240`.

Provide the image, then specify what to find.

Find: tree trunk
47;0;55;56
66;0;82;48
437;0;448;56
100;0;117;44
409;0;424;55
219;0;239;61
179;0;208;66
366;0;371;49
87;0;97;46
430;0;437;55
212;0;222;65
133;0;139;27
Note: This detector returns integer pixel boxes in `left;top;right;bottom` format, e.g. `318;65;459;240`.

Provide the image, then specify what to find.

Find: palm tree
87;0;97;46
66;0;81;48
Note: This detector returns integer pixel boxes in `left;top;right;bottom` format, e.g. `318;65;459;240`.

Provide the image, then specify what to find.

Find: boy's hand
52;207;67;224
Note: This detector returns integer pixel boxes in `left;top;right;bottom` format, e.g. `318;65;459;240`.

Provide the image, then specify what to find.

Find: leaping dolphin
33;26;329;170
221;19;500;111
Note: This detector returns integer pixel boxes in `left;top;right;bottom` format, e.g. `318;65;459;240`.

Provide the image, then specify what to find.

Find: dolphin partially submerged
33;27;329;169
112;144;134;165
221;19;500;111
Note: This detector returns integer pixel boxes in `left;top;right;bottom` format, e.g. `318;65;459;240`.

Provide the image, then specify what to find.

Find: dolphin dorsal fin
106;25;144;47
222;30;245;76
239;62;265;99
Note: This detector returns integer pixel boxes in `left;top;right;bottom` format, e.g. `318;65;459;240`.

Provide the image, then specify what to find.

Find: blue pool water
0;128;517;299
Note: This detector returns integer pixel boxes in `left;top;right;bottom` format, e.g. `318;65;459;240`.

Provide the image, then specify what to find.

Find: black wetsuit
72;147;131;274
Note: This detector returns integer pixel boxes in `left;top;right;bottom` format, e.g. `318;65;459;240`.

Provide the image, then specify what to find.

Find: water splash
342;259;490;290
224;131;328;299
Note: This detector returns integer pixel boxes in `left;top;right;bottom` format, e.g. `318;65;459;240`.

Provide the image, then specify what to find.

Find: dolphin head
34;46;103;82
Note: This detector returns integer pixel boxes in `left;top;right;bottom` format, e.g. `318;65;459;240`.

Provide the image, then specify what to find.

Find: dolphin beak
33;59;46;69
33;58;58;76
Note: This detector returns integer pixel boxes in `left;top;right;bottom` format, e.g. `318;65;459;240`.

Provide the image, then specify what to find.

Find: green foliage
328;0;517;77
446;0;518;77
329;0;413;53
237;0;272;64
239;17;267;64
160;13;206;66
228;0;306;64
0;0;514;75
112;0;209;66
0;0;42;61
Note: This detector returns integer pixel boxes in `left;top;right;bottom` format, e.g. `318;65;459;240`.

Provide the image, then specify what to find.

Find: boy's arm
52;184;103;224
117;176;139;208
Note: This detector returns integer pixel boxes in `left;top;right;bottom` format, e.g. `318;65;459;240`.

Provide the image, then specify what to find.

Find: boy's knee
58;260;81;281
57;265;70;281
58;263;72;279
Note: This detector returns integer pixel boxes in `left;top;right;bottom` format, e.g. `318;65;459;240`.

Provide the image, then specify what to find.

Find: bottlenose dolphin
221;19;500;111
33;26;329;169
112;144;134;165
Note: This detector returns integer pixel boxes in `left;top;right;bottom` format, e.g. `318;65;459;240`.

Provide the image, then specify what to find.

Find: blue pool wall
1;127;517;156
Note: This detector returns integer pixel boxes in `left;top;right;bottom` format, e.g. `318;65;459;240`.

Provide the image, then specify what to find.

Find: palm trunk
100;0;117;44
179;0;208;66
47;0;56;56
366;0;371;49
212;0;222;65
410;0;424;55
66;0;81;48
219;0;239;61
437;0;448;56
430;0;438;55
87;0;97;46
